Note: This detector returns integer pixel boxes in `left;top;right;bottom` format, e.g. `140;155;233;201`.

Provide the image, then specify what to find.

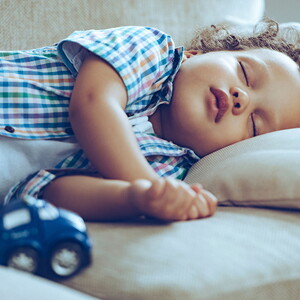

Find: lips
210;87;229;122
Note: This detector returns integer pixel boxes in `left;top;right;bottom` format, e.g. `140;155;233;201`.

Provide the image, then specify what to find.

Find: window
38;204;59;220
3;209;31;230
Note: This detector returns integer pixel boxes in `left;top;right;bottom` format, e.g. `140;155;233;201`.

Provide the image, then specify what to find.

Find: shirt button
4;125;15;133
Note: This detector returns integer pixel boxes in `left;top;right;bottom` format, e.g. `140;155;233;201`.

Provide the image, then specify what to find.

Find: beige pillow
184;128;300;209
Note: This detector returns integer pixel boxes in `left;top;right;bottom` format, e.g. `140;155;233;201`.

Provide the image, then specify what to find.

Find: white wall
265;0;300;22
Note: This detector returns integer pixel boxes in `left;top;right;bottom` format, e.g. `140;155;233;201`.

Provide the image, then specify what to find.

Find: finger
169;180;201;219
143;178;182;220
145;178;166;200
202;190;218;216
159;178;185;219
161;177;184;204
173;189;197;221
160;179;197;221
131;179;152;191
187;204;199;220
190;183;203;194
192;193;210;218
173;181;208;221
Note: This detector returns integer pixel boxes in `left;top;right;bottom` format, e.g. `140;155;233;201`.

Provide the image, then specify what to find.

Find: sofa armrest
0;266;98;300
0;0;264;50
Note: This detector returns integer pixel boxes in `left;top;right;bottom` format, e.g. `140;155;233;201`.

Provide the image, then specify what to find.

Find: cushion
184;128;300;209
0;137;79;204
60;207;300;300
0;266;97;300
0;0;264;50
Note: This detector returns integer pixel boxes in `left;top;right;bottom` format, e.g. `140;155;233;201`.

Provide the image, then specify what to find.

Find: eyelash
239;61;249;86
239;61;257;136
250;113;257;137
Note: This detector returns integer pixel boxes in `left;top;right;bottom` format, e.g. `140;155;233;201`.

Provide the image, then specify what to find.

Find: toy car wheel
50;242;83;277
7;247;39;274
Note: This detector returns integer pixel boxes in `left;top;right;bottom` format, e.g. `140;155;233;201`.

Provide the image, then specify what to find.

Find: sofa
2;1;300;300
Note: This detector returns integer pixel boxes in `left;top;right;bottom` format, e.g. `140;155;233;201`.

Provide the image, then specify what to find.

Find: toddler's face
162;48;300;156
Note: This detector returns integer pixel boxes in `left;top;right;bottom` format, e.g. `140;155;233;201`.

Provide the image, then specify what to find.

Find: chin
194;144;222;158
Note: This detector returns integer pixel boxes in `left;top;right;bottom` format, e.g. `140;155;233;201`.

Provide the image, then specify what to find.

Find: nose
230;87;250;115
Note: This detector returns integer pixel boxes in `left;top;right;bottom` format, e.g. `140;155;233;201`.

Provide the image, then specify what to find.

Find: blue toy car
0;196;92;278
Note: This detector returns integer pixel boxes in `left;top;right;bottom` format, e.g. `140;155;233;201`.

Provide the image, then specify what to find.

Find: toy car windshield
3;208;31;230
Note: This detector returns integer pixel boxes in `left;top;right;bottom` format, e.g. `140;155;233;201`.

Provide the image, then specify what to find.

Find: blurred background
265;0;300;22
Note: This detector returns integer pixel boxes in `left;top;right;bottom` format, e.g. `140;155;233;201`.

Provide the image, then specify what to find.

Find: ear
182;50;202;62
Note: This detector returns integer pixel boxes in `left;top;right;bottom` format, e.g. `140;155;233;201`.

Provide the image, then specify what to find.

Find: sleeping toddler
2;18;300;221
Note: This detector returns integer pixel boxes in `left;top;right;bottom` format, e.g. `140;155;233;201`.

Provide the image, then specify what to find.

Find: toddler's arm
69;53;157;181
67;53;217;221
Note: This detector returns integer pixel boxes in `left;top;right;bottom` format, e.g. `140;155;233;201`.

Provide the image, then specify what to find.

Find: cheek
195;124;246;156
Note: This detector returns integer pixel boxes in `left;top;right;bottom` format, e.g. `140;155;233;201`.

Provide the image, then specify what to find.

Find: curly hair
186;18;300;67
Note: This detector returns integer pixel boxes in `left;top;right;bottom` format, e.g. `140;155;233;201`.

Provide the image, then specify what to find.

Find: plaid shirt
2;26;200;201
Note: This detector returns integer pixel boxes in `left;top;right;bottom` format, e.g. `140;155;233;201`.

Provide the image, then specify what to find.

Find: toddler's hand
128;178;217;221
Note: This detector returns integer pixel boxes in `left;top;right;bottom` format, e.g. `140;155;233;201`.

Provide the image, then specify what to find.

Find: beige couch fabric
61;207;300;300
0;0;264;50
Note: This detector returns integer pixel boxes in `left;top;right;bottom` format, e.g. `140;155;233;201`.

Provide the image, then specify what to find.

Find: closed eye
251;113;257;137
239;61;249;86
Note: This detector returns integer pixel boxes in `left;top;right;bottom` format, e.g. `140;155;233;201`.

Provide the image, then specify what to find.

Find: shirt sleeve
57;26;177;108
146;155;191;180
